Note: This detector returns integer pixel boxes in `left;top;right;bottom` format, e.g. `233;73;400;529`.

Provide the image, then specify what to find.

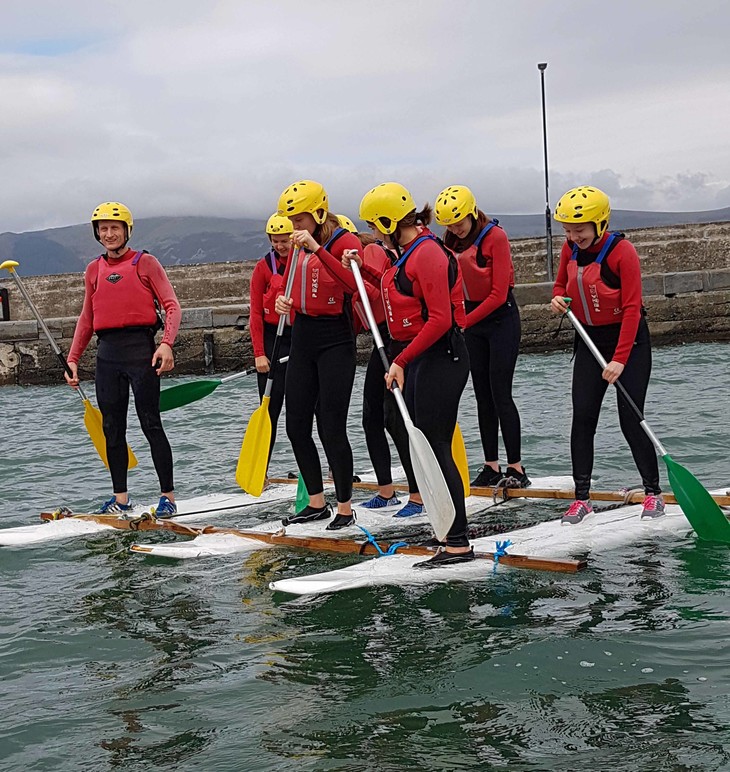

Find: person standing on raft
435;184;530;490
550;185;664;524
65;202;181;516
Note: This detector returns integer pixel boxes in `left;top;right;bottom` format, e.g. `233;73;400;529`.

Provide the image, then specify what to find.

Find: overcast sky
1;0;729;233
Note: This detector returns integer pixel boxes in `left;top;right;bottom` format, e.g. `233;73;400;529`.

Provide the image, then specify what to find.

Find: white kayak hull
129;476;575;559
269;499;701;596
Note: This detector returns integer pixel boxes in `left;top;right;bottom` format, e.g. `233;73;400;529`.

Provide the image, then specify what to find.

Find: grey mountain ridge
2;208;729;277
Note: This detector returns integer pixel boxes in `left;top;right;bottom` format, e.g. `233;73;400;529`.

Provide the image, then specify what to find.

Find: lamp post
537;62;554;282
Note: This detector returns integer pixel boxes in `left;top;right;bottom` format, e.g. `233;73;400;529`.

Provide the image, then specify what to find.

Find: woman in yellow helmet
249;214;294;466
351;182;472;568
435;185;529;490
274;180;363;530
551;186;663;524
65;201;182;516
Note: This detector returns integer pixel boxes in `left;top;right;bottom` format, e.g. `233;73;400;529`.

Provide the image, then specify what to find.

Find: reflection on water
1;343;730;770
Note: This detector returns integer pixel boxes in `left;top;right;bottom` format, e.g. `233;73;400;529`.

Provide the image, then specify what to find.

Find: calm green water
1;343;730;771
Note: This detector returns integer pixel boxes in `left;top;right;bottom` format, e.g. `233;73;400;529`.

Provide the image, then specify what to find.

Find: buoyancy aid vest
260;248;290;326
290;228;350;316
91;250;159;332
456;221;515;301
352;242;389;330
567;233;623;325
381;234;463;341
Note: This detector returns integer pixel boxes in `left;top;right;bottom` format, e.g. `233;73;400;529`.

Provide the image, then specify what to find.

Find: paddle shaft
349;261;411;426
261;249;299;399
219;356;288;384
4;263;92;404
565;308;667;456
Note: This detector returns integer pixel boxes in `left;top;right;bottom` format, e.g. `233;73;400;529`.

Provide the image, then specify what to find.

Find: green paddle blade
159;379;221;411
295;473;309;512
664;453;730;544
235;397;272;496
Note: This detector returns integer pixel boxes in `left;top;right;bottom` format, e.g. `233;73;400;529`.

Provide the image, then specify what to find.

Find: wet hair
356;231;376;247
393;204;433;244
442;209;491;253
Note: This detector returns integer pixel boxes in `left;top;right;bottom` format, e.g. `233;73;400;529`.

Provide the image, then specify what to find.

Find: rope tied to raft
356;525;407;557
492;539;513;574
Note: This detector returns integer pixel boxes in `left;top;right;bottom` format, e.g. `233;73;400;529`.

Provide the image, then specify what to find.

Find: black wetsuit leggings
571;317;660;500
256;322;291;465
404;332;470;547
362;323;418;493
285;314;356;503
95;328;174;494
464;297;523;464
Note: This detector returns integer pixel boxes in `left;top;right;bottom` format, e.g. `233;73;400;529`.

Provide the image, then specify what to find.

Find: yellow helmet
434;185;478;226
277;180;329;224
336;214;357;233
266;213;293;235
554;186;611;238
91;201;133;242
359;182;416;235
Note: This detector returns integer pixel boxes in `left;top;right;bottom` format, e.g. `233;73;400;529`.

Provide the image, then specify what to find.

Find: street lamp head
537;62;548;71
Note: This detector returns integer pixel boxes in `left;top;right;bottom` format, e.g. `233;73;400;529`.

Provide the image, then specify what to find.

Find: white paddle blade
407;423;456;542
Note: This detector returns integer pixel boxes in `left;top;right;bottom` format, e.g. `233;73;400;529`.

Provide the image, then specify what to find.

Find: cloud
1;0;730;233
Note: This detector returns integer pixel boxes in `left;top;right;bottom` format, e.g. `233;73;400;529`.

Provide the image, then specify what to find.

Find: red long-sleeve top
552;233;644;365
68;250;181;363
248;252;287;358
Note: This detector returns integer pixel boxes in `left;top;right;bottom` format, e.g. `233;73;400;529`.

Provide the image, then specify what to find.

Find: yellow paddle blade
82;399;138;470
235;397;272;496
452;423;470;497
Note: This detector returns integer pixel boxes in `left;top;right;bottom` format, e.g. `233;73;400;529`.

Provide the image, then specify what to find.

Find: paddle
159;356;289;411
1;259;138;470
350;260;456;542
235;247;299;495
452;423;470;497
563;302;730;544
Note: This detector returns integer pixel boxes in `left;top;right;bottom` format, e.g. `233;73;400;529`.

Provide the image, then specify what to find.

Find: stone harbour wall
1;221;729;386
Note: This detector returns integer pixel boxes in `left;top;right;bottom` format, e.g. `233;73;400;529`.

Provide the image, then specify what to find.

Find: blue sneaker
361;493;401;510
155;496;177;518
96;496;134;515
393;499;425;518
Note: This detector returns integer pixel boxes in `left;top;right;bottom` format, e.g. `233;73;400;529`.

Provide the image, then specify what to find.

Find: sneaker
471;465;503;487
96;496;134;515
282;503;333;526
414;547;475;569
361;493;401;510
561;500;593;525
503;466;532;488
641;494;666;519
393;500;425;518
155;496;177;518
325;511;357;531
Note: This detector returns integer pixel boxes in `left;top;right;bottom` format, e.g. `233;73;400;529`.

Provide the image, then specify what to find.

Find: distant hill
2;208;729;276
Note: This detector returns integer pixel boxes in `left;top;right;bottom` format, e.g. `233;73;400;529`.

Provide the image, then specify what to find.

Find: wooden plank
39;511;586;574
267;478;730;506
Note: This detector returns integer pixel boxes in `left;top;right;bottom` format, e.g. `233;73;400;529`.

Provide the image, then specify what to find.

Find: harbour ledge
1;221;729;386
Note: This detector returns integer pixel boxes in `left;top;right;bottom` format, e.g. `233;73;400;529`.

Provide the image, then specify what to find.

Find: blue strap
473;221;497;249
570;232;617;263
322;227;346;251
492;538;513;574
267;248;278;275
393;234;435;269
357;525;407;556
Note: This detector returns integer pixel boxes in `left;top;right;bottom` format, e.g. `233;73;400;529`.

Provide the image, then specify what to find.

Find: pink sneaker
641;494;665;519
561;500;593;525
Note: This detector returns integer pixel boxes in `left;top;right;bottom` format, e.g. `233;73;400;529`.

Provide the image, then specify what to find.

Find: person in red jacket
65;202;182;516
275;180;362;530
550;185;664;523
435;185;529;489
249;214;293;466
352;182;472;568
